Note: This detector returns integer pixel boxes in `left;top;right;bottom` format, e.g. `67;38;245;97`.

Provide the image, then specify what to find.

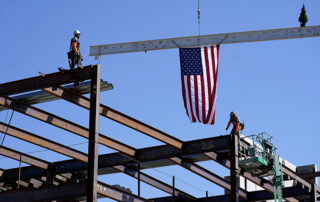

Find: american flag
179;45;220;124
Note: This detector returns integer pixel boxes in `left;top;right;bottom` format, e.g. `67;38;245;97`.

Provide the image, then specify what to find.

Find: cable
0;110;10;142
198;0;201;36
151;167;213;195
0;110;15;148
0;141;88;160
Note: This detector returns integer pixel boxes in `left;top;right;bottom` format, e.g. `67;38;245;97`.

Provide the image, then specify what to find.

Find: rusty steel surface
0;146;49;169
282;166;312;190
42;86;184;149
0;122;88;162
87;64;101;202
90;26;320;56
0;96;136;156
97;181;150;202
151;186;311;202
301;171;320;178
0;80;113;112
230;134;239;202
0;135;230;182
0;65;94;96
169;157;248;199
0;181;149;202
113;165;195;200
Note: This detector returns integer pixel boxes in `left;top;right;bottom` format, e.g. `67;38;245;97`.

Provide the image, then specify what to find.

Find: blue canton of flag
179;45;220;125
180;48;203;75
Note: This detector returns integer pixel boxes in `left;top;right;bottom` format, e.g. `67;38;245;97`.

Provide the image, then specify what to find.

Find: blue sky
1;1;320;201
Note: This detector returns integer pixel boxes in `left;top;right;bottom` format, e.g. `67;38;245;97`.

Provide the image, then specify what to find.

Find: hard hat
230;111;235;116
74;30;80;35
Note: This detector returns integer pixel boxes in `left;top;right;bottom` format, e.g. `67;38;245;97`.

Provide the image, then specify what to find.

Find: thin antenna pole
18;154;21;189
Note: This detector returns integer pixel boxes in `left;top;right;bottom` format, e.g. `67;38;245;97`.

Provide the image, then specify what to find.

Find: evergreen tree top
299;4;308;24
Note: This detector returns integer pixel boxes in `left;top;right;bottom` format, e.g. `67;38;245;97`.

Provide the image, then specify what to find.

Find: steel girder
42;86;184;149
0;135;230;182
0;181;149;202
89;26;320;56
0;96;136;156
150;186;312;202
0;181;313;202
113;165;196;200
170;157;248;199
0;122;88;162
0;80;113;112
0;146;49;169
0;65;94;96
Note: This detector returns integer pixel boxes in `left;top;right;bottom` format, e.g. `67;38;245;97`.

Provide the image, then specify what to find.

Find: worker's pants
69;55;82;70
231;126;239;136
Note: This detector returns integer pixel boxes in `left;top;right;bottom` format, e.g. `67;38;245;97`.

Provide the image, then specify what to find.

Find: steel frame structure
3;24;320;201
0;65;318;201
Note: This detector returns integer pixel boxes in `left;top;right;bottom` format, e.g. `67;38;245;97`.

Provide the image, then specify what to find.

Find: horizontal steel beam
0;65;95;96
0;181;149;202
1;139;192;199
0;135;230;182
43;86;184;149
0;146;49;169
301;171;320;178
97;181;149;202
0;80;113;112
169;157;248;199
0;122;88;162
204;152;274;191
282;165;320;194
151;186;310;202
16;180;29;188
113;165;195;200
247;186;310;201
90;26;320;56
0;96;136;156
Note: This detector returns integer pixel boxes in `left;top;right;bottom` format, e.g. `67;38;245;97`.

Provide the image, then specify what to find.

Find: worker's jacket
229;115;240;127
70;36;81;56
227;115;240;133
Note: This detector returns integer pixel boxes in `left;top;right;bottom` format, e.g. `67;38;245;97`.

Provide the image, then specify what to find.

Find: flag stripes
180;45;220;124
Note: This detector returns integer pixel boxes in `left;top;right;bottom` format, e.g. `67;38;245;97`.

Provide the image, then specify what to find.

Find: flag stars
180;48;203;75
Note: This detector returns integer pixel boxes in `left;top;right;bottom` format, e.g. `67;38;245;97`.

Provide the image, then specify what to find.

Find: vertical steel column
138;162;141;196
172;176;175;202
230;134;239;202
87;64;101;202
311;183;317;202
45;164;54;186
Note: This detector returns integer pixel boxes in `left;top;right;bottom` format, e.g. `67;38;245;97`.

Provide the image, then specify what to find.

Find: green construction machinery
239;132;283;201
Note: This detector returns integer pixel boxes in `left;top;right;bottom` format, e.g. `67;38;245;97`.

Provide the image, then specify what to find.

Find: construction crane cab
239;132;284;201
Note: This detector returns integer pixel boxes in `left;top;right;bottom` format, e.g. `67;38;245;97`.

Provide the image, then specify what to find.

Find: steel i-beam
113;165;195;200
42;86;183;149
169;157;248;199
0;181;149;202
0;96;136;156
230;134;239;202
90;26;320;56
0;135;231;182
0;65;94;96
0;146;49;169
0;80;113;112
0;122;88;162
87;64;101;202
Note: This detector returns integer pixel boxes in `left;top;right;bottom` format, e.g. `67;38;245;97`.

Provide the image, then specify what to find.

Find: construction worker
68;30;83;70
226;112;241;135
